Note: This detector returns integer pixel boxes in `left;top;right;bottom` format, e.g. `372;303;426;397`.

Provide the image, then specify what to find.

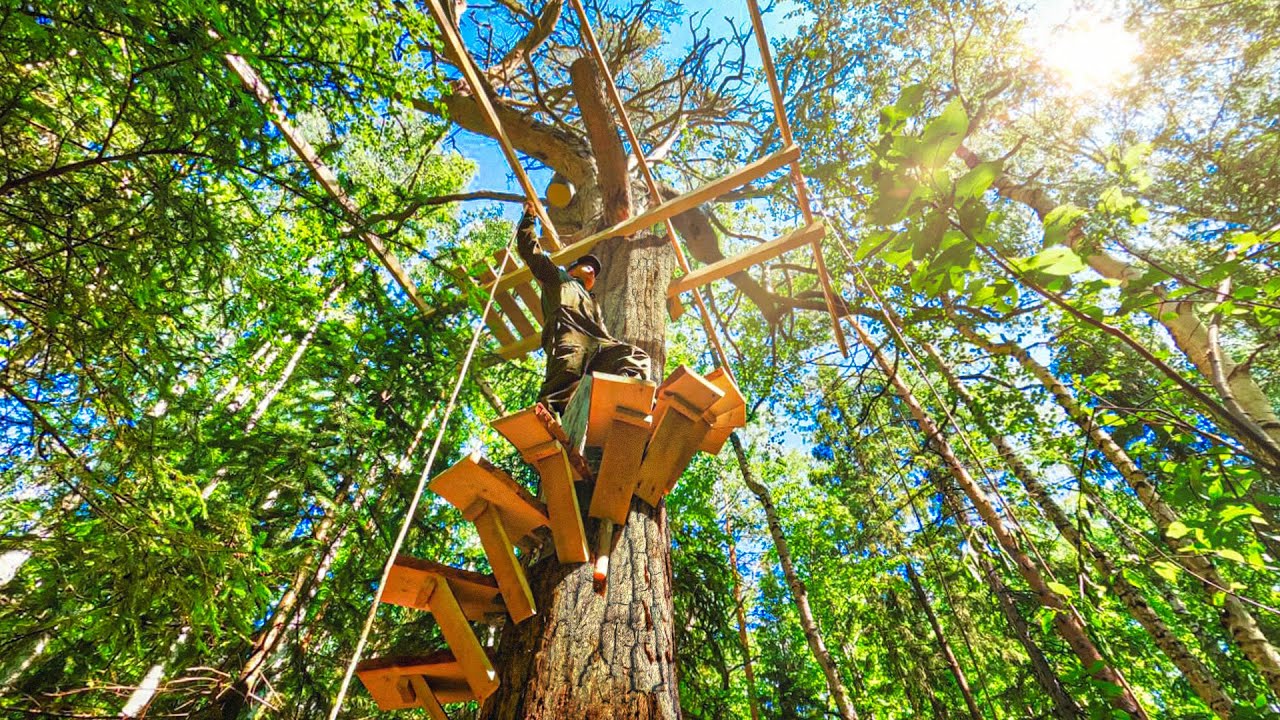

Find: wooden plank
420;575;499;700
420;0;561;248
468;501;537;623
667;222;826;298
585;372;657;448
588;415;652;525
512;279;544;324
488;145;801;296
382;556;503;620
407;675;449;720
455;266;520;347
536;446;590;564
699;368;748;455
491;406;594;482
357;651;476;710
480;267;537;339
497;334;541;360
635;367;724;506
429;453;548;542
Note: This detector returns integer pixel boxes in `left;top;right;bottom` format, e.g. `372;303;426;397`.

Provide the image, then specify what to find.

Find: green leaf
914;99;969;169
955;160;1002;199
1152;560;1180;583
1024;245;1086;276
1215;548;1246;564
1046;580;1073;597
1165;520;1190;539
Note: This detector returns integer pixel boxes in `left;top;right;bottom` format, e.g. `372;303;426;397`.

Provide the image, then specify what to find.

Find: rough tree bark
844;317;1150;718
730;433;861;720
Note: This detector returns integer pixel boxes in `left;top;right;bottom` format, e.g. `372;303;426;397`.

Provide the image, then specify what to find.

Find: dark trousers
538;333;650;413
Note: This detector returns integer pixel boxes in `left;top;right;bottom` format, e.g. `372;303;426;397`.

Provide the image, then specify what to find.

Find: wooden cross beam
667;221;827;300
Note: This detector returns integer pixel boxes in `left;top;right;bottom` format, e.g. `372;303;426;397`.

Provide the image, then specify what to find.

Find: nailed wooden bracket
635;367;724;506
357;651;481;710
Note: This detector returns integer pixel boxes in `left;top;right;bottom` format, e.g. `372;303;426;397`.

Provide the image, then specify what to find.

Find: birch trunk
903;562;983;720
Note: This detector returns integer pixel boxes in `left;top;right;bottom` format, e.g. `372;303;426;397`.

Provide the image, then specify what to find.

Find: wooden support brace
418;575;499;700
699;367;748;455
497;334;541;360
635;367;724;506
406;676;449;720
667;221;826;299
487;145;801;297
588;413;652;525
492;405;594;482
479;266;537;339
466;500;537;623
534;446;590;564
585;372;657;447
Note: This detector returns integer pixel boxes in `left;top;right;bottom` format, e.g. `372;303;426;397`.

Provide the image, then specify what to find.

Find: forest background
2;0;1278;718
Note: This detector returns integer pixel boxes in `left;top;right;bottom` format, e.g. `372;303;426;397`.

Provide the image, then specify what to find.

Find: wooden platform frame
429;454;547;622
357;650;481;712
635;367;725;506
699;367;748;454
491;408;590;564
382;556;504;620
667;221;826;299
584;373;657;525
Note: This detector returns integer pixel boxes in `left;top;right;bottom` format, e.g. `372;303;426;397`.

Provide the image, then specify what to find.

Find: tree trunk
730;433;861;720
919;337;1234;718
844;317;1149;718
480;227;679;718
903;563;983;720
958;321;1280;699
725;513;763;720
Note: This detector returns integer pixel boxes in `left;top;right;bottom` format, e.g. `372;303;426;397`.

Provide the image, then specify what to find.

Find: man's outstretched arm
514;208;561;285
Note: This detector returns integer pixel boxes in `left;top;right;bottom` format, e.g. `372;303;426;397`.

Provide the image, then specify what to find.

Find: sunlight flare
1035;18;1141;94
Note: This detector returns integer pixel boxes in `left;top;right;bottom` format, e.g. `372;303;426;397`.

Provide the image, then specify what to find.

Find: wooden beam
479;267;537;339
488;145;800;296
429;453;548;542
357;651;476;709
491;405;594;482
635;368;724;506
419;576;499;700
382;556;503;620
585;373;656;447
698;367;748;455
588;414;651;525
407;675;449;720
667;221;826;298
536;445;590;564
466;500;537;623
420;0;561;248
496;334;541;360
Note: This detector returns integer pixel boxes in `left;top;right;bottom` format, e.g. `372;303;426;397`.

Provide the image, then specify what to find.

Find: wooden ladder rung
498;334;540;360
382;556;503;620
666;221;827;298
491;408;590;564
479;266;538;340
357;651;479;711
635;367;725;506
429;453;548;543
493;248;545;325
453;266;519;347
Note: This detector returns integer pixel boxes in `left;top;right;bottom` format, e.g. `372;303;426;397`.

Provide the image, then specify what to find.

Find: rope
326;248;517;720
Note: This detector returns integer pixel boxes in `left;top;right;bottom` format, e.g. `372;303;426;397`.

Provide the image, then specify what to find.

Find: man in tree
515;204;650;413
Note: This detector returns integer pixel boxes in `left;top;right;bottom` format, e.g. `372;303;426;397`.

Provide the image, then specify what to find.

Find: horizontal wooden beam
487;145;801;296
666;221;826;298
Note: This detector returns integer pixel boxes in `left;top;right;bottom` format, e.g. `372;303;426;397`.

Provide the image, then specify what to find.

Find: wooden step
492;408;589;564
698;368;747;455
492;404;593;482
635;367;725;506
358;650;481;713
585;373;657;525
430;454;547;622
382;556;503;620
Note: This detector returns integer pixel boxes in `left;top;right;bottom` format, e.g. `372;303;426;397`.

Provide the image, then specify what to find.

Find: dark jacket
516;213;612;349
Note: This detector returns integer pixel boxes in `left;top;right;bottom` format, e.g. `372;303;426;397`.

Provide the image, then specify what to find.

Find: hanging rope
326;250;518;720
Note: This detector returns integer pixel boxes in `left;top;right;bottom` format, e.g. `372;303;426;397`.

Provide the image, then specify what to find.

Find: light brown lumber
418;575;499;700
486;145;800;296
479;267;537;339
420;0;561;248
497;334;541;360
537;446;590;564
452;266;519;347
222;54;432;318
357;651;477;709
494;248;545;324
406;676;449;720
635;368;724;505
429;453;548;542
565;0;735;378
382;556;503;620
742;0;849;356
699;367;747;454
491;405;594;482
667;221;825;298
588;415;651;525
466;500;537;622
585;372;657;447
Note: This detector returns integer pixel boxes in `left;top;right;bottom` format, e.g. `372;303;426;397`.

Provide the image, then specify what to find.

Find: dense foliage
2;0;1277;718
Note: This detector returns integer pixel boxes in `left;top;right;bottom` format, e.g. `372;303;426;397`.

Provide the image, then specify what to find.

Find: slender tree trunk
844;317;1149;718
730;433;861;720
903;563;983;720
883;589;930;719
725;513;763;720
920;338;1235;717
959;322;1280;698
